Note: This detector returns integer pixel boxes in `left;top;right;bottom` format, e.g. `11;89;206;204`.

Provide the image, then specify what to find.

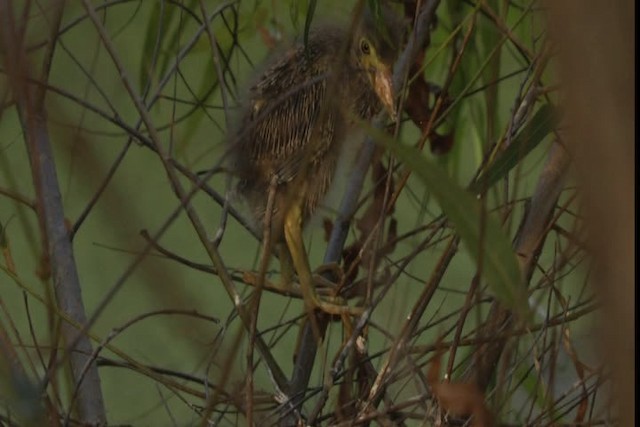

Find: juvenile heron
231;10;400;315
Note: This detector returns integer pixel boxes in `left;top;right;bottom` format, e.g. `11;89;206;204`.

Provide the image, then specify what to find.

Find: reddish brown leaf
257;26;279;50
404;63;433;132
430;129;455;155
427;342;495;427
341;243;362;292
322;217;333;242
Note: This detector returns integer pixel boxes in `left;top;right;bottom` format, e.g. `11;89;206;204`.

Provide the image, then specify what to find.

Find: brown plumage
230;9;401;314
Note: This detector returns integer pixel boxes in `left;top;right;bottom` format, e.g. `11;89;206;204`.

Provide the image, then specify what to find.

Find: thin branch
467;141;570;390
287;0;443;417
0;1;107;423
79;0;288;405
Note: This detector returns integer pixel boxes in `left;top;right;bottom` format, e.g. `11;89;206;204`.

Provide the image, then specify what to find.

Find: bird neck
345;68;382;120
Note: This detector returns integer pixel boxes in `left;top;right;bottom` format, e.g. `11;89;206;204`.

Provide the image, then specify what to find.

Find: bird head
353;6;404;121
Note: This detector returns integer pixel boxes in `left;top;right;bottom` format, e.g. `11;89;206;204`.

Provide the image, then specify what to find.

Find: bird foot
307;295;364;316
242;271;300;298
243;270;362;315
309;263;363;315
312;262;343;290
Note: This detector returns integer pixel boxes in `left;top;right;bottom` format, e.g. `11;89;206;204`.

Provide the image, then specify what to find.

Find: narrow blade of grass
374;129;531;320
470;104;556;193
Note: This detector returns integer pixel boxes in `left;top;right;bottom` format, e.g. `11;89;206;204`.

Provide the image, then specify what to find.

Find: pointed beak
373;66;397;122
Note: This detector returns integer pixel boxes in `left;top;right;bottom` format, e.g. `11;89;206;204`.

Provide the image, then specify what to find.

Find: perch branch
466;141;570;390
286;0;442;420
0;1;107;424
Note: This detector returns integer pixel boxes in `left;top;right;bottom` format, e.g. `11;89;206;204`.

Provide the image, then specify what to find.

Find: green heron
231;10;400;315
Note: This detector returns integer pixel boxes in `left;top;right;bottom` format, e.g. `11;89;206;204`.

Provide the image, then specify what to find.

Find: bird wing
241;46;336;183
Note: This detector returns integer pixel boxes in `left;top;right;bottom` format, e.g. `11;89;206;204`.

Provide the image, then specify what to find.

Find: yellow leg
283;202;362;316
276;243;294;289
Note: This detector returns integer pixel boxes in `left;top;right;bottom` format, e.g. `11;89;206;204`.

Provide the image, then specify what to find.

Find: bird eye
360;39;370;55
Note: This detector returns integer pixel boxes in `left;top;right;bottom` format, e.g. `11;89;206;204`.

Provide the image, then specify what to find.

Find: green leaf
175;56;217;155
303;0;318;48
140;2;174;89
154;0;199;88
0;220;6;247
374;129;531;320
476;0;502;145
469;104;556;193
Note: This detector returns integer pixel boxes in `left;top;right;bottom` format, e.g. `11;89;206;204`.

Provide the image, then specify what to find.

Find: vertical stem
0;1;107;424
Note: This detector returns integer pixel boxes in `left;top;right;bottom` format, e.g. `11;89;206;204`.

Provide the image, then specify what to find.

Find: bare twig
466;141;570;390
0;1;107;424
286;3;443;420
78;1;288;416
